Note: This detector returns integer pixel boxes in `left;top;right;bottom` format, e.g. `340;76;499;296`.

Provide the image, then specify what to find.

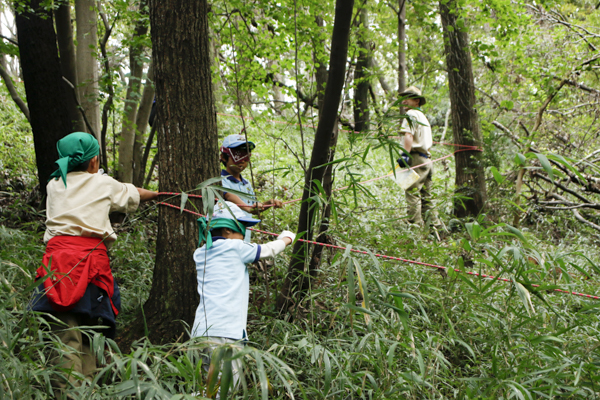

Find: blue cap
212;201;260;226
221;134;256;151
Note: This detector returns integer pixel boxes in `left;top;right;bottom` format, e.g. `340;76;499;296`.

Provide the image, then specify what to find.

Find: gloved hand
397;154;411;168
277;230;296;243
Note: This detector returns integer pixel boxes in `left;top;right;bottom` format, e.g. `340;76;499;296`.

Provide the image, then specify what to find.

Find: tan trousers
405;153;437;226
50;313;97;394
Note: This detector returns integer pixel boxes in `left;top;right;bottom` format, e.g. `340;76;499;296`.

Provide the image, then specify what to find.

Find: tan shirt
44;172;140;245
400;109;432;154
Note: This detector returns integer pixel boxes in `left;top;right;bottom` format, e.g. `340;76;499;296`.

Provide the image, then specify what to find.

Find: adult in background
397;86;439;227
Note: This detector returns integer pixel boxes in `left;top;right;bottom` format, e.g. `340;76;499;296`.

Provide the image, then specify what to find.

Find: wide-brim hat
398;86;426;106
212;201;260;227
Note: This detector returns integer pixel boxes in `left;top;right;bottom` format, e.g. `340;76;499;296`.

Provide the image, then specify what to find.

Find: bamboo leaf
534;153;554;182
180;192;188;214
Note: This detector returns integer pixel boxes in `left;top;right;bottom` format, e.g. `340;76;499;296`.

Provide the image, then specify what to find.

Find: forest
1;0;600;398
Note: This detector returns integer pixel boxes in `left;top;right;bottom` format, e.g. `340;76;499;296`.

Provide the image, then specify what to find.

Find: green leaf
503;224;527;243
388;292;416;300
534;153;553;182
529;335;565;345
491;166;506;184
344;303;377;316
513;279;535;317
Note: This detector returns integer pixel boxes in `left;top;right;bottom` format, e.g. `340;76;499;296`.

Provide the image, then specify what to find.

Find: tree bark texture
439;0;487;217
353;7;370;133
277;0;354;313
118;0;219;348
15;0;74;194
118;0;150;183
54;0;86;132
75;0;101;140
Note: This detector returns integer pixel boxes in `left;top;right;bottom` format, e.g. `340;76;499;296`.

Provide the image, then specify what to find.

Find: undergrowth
0;105;599;399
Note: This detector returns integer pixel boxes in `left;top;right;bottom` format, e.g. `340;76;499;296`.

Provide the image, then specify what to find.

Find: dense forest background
1;0;600;398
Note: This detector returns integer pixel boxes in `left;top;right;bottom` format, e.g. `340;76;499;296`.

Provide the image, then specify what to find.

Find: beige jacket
44;172;140;245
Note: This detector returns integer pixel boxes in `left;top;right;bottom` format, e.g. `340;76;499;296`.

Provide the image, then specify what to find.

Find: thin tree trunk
16;0;73;196
277;0;355;313
117;0;149;183
307;122;339;279
439;0;487;217
313;15;328;112
398;0;406;93
118;0;219;349
0;57;29;120
140;123;157;188
133;62;155;187
513;80;566;226
353;7;370;133
75;0;101;140
54;0;85;132
98;8;114;172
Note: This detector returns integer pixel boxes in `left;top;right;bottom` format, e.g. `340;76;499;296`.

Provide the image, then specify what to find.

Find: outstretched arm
258;231;295;259
137;188;159;202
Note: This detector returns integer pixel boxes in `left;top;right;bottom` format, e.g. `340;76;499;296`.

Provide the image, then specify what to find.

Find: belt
410;151;429;159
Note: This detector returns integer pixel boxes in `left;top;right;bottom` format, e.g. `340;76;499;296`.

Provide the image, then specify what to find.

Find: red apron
36;236;119;316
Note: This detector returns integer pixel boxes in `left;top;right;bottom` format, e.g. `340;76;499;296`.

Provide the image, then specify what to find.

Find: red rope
158;192;203;199
156;201;600;301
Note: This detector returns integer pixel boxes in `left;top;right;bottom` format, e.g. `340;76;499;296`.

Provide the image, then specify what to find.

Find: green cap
49;132;100;188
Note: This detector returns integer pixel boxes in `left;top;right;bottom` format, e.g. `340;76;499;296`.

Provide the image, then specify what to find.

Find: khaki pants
50;313;97;394
405;153;438;226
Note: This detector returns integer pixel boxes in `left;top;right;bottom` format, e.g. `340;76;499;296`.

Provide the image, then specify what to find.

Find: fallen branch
538;200;600;210
548;193;600;232
531;171;592;204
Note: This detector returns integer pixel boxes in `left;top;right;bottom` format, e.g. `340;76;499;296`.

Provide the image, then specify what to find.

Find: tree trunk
439;0;487;217
118;0;219;348
0;56;29;121
117;0;150;183
313;15;328;112
132;63;155;187
54;0;86;132
15;0;73;195
353;7;370;133
398;0;406;93
277;0;354;313
75;0;101;140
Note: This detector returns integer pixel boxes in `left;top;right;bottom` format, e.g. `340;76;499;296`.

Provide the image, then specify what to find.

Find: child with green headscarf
192;201;295;393
29;132;158;393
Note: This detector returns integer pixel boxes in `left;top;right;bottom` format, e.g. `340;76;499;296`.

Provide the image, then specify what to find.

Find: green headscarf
49;132;100;188
197;217;246;249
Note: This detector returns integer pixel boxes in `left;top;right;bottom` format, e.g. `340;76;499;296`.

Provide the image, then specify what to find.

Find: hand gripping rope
156;200;600;301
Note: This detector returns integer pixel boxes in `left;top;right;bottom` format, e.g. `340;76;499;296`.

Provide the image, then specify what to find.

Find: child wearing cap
220;133;283;214
28;132;158;391
191;201;295;389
